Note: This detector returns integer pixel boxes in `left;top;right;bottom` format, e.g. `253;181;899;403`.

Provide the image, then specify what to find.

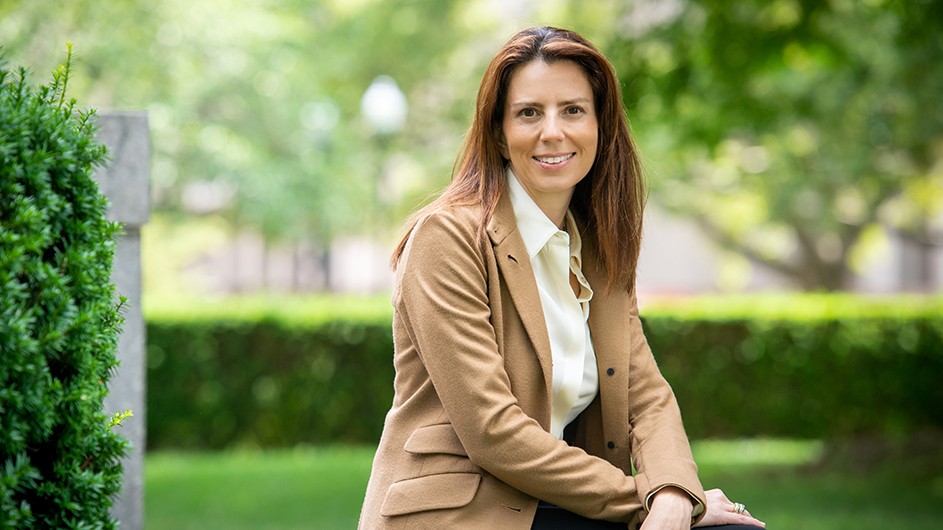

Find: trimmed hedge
646;316;943;438
0;51;127;527
147;317;393;450
145;295;943;450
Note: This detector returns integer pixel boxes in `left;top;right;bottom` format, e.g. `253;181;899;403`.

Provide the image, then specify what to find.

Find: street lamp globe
360;75;408;135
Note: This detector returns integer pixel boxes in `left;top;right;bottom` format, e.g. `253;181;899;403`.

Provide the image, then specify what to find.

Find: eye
565;106;585;115
519;108;539;118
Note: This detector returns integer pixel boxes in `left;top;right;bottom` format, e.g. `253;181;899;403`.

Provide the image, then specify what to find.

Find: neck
534;194;571;229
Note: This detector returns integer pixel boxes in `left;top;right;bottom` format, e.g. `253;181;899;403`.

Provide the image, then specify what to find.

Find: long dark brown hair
391;26;645;293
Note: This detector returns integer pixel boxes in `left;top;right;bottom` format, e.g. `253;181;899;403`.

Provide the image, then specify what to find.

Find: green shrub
146;309;394;450
145;295;943;449
645;315;943;438
0;49;127;528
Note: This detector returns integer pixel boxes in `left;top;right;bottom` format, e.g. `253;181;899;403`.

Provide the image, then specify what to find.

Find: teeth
535;154;573;164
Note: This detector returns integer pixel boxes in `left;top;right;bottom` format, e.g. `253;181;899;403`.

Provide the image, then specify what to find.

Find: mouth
533;153;575;165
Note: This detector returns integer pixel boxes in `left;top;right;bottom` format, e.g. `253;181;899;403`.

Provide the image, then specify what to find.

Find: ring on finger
733;502;746;515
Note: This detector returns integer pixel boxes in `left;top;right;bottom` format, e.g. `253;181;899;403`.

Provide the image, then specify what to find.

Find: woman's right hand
692;488;766;528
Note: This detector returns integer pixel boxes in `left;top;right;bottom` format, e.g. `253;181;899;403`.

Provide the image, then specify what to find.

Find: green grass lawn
145;439;943;529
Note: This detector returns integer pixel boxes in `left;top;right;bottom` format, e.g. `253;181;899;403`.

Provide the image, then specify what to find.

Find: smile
533;153;574;165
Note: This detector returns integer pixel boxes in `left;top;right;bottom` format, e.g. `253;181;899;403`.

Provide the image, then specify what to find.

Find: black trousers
531;502;762;529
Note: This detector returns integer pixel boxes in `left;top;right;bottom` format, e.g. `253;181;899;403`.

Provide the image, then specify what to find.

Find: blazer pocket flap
404;424;468;456
380;473;481;517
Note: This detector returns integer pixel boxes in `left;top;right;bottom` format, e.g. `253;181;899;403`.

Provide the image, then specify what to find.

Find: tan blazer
359;192;705;529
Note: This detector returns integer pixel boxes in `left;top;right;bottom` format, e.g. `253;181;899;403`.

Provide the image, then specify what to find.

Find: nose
539;114;565;143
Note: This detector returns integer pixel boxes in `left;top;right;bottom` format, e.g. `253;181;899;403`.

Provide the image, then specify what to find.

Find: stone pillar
94;111;150;530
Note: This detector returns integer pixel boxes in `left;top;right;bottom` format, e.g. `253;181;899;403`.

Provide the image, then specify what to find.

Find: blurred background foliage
611;0;943;289
3;0;940;295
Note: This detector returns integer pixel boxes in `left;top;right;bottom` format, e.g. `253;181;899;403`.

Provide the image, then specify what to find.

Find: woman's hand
639;487;695;530
692;488;766;528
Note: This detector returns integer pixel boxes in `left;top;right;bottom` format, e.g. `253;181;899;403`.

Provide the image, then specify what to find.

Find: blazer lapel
488;192;554;395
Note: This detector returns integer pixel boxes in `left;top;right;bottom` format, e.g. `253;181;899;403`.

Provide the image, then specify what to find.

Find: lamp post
360;75;408;227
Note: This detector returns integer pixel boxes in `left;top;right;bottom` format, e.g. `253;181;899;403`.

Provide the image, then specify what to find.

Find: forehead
505;59;594;104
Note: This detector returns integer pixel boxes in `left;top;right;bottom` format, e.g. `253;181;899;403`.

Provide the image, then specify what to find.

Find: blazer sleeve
625;294;707;522
396;210;646;522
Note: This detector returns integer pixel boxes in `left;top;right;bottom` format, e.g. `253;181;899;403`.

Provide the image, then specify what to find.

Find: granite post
94;111;150;530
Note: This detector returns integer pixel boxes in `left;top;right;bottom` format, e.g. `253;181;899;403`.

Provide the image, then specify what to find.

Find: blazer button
606;368;615;376
607;441;615;449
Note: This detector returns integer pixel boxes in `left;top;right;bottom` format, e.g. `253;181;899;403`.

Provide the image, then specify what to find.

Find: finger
731;512;765;528
694;513;764;529
726;502;763;526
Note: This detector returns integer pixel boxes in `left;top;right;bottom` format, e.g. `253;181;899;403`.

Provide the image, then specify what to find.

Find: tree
1;0;481;290
609;0;943;289
11;1;935;292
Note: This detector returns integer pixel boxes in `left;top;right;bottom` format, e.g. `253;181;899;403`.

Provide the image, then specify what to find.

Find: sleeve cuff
644;484;705;518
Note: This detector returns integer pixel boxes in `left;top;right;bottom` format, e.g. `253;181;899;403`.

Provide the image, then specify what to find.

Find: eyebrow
508;97;593;110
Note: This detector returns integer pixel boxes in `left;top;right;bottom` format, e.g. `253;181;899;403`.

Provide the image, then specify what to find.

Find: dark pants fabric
531;502;762;530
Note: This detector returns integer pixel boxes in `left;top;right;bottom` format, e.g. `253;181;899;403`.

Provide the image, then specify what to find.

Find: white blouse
507;169;599;439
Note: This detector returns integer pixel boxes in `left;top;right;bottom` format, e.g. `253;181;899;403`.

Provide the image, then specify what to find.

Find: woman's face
499;59;598;218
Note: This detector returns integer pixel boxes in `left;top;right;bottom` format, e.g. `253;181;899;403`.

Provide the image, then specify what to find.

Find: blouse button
606;368;615;376
607;441;615;449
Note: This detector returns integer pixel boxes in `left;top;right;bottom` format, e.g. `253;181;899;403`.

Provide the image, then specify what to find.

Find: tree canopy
611;0;943;289
2;0;939;290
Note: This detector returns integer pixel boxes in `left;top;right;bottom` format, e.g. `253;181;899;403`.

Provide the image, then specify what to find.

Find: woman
360;26;766;530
